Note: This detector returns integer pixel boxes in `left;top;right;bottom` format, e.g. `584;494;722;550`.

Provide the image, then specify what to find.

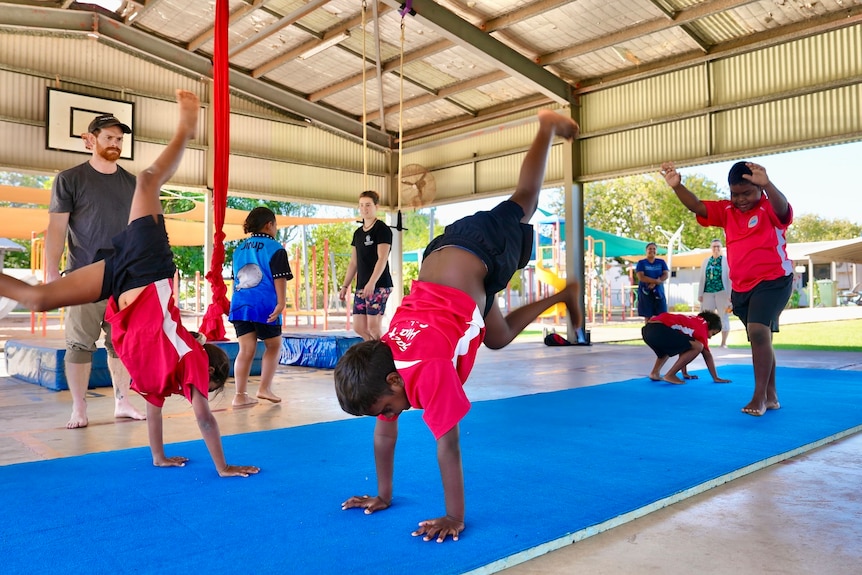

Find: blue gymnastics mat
1;366;860;574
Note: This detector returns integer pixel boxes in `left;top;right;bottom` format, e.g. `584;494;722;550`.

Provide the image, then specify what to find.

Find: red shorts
105;278;210;407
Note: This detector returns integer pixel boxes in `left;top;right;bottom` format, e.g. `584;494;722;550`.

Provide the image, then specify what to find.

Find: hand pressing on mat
413;515;465;543
341;494;391;514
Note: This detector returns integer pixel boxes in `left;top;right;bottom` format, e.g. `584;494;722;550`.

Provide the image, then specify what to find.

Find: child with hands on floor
0;90;258;478
334;109;581;543
642;311;731;385
660;160;793;416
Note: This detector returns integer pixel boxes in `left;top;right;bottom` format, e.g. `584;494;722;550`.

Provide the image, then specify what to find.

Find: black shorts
423;200;532;316
731;274;792;332
231;320;282;340
98;215;176;302
642;323;693;358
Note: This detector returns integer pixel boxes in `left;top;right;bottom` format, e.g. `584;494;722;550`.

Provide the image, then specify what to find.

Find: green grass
610;319;862;352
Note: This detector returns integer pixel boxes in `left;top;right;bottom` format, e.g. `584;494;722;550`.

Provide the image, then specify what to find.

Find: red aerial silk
199;0;230;341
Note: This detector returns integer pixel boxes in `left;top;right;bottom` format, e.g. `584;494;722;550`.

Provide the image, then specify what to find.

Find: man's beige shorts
64;300;119;363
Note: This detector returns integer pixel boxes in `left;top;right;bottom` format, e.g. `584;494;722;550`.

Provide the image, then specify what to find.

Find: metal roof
4;0;861;149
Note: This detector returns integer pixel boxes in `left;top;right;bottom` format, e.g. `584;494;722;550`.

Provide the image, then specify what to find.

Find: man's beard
97;146;121;161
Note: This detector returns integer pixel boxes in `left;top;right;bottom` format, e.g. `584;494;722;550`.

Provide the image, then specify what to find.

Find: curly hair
697;310;722;333
333;340;397;416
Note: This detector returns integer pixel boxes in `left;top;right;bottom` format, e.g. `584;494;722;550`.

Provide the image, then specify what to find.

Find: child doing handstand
642;311;731;384
334;110;581;543
0;90;258;478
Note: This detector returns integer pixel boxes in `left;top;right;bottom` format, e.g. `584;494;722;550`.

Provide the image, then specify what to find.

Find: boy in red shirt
642;311;730;384
660;160;793;416
334;110;581;543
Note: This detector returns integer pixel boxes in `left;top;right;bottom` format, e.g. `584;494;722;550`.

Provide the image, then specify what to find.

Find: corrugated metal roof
3;0;859;143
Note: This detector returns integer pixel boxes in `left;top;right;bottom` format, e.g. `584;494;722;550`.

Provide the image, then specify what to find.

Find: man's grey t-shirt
49;162;135;272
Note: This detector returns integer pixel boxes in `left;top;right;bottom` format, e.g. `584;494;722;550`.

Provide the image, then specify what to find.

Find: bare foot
67;408;88;429
538;109;579;141
232;392;258;408
114;399;146;421
175;89;200;139
662;373;686;385
741;401;766;416
257;391;282;403
766;400;781;411
648;372;662;381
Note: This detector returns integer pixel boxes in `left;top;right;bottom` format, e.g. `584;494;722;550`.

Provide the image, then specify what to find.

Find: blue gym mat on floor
1;366;860;575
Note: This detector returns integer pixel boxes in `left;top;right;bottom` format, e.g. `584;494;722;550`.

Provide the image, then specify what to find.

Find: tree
786;214;862;243
549;173;725;251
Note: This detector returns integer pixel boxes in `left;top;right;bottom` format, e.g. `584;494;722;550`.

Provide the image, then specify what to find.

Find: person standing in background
699;239;731;347
636;242;669;323
46;113;146;428
338;191;393;341
228;207;292;407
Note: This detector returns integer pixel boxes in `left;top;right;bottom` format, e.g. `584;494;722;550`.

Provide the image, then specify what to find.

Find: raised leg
509;110;578;222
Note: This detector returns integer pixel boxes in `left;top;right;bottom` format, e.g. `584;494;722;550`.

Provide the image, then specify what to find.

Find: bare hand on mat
341;494;390;514
412;515;465;543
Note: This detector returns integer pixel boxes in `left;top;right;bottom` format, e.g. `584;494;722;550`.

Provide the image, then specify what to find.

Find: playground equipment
532;218;638;324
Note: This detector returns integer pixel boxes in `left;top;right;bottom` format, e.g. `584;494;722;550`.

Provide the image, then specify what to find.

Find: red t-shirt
105;278;210;408
652;312;710;349
380;280;485;439
696;196;793;292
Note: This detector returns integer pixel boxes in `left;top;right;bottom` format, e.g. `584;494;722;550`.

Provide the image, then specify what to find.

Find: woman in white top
698;239;731;347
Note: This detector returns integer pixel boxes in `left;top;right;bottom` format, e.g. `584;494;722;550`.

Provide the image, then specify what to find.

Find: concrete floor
1;310;861;574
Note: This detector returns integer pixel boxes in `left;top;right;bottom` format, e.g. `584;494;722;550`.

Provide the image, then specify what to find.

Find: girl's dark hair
358;190;380;205
333;340;397;416
697;310;723;333
243;206;276;234
203;343;230;395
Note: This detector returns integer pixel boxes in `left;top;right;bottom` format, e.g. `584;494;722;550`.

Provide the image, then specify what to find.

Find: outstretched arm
660;162;707;218
413;424;465;543
702;348;731;383
190;387;259;477
342;417;397;513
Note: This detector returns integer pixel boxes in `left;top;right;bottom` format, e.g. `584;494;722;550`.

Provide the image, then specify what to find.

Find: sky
431;141;862;227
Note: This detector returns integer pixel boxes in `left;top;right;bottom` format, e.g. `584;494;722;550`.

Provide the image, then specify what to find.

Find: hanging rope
393;14;408;232
199;0;230;341
361;0;368;191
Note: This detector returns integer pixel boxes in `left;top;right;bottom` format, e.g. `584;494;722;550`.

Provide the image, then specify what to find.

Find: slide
535;266;568;318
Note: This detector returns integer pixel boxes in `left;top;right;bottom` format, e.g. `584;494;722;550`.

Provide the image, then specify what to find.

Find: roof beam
538;0;756;65
228;0;328;58
0;5;392;149
380;0;573;106
574;4;862;93
187;0;266;52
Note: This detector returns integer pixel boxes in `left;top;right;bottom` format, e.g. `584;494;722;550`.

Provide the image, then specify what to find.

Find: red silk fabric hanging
200;0;230;341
